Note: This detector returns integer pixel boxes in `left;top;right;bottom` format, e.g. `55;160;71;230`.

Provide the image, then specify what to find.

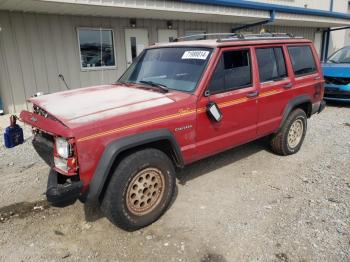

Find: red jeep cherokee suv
20;33;325;231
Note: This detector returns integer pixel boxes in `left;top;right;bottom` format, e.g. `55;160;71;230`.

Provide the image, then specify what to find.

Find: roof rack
173;33;244;42
173;32;303;43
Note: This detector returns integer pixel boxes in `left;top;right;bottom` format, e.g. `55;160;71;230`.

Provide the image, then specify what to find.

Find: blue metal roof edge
181;0;350;20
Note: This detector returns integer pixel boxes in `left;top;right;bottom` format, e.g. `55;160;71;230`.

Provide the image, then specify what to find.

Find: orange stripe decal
77;89;282;142
77;109;196;142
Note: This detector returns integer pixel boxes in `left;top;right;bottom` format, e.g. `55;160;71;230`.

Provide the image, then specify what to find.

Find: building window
288;45;316;76
78;28;116;70
256;47;287;82
208;49;251;94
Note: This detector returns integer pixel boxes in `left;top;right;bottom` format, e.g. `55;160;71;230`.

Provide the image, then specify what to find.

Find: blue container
0;97;3;115
4;116;24;148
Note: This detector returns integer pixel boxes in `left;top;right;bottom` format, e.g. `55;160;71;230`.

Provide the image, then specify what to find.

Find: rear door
254;45;294;136
287;44;322;102
195;47;259;158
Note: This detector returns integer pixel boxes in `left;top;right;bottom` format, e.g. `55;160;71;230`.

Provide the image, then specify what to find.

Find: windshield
327;47;350;64
119;47;213;92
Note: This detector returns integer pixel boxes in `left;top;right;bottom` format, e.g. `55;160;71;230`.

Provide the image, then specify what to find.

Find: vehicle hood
322;63;350;77
29;84;180;127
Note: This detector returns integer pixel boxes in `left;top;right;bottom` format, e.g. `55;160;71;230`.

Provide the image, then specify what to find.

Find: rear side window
208;50;251;94
256;47;287;82
288;46;317;76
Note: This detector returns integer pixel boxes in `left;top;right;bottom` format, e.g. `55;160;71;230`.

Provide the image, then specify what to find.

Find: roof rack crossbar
243;32;295;38
217;32;303;42
173;33;244;42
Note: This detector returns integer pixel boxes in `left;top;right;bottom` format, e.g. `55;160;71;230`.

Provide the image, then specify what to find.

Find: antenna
58;74;70;90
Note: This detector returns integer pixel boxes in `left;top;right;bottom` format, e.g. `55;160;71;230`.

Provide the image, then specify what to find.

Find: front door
196;47;258;158
125;29;149;67
158;29;178;43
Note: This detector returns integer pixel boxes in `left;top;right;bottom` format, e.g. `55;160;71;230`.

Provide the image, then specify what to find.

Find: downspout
330;0;334;12
321;30;328;61
321;0;334;61
231;10;276;32
324;29;331;60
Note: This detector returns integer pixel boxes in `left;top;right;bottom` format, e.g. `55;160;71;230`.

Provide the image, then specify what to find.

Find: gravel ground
0;104;349;262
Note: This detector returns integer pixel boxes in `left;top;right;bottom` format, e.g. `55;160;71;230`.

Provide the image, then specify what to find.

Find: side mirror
207;102;222;122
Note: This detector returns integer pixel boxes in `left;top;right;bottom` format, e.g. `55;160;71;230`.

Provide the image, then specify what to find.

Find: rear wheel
101;148;175;231
270;108;307;155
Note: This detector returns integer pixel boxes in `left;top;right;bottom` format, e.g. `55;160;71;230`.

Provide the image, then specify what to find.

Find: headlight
55;137;70;159
54;156;68;172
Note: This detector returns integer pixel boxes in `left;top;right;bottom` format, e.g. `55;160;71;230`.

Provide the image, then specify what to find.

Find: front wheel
101;148;175;231
270;108;307;156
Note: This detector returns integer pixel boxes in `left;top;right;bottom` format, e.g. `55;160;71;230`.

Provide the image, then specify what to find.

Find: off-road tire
270;108;307;156
101;148;175;231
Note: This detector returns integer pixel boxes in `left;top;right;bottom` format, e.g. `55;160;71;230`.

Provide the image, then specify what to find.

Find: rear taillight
314;82;324;98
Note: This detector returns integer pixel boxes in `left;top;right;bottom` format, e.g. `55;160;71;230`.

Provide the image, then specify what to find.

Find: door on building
125;29;149;67
158;29;178;43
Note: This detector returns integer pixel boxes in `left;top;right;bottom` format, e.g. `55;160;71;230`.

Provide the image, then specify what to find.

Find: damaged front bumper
46;169;83;207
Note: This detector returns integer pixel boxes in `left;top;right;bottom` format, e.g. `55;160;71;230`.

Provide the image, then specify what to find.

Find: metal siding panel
0;12;27;112
106;16;119;83
59;15;82;89
252;0;331;11
111;17;127;78
24;13;49;95
48;15;71;92
151;19;159;43
36;14;61;94
0;12;15;113
12;12;37;102
178;20;185;36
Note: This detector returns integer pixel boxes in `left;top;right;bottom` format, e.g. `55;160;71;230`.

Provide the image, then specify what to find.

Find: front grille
324;76;350;86
32;133;54;166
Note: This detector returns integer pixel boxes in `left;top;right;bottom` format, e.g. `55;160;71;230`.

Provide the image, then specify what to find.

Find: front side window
78;28;116;69
256;47;287;82
288;45;316;76
119;47;212;92
208;50;251;94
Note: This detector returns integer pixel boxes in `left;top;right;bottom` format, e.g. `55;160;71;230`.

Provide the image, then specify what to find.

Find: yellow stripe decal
77;109;196;142
77;89;281;142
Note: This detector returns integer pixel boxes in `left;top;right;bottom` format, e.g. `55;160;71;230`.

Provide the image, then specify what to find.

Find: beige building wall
252;0;333;10
0;10;323;113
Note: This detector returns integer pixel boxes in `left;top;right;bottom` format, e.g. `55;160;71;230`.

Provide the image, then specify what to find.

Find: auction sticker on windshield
182;50;210;60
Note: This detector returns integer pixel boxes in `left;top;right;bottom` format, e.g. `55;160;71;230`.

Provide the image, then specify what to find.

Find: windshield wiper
139;80;169;92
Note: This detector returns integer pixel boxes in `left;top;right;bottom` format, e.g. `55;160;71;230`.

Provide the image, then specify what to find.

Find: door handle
314;76;321;80
283;83;293;89
246;91;259;98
